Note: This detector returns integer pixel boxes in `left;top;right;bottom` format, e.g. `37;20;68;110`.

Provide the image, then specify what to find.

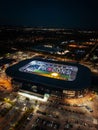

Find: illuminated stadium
6;57;91;98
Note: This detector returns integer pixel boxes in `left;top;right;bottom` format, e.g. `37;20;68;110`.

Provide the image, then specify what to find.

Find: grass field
32;69;70;80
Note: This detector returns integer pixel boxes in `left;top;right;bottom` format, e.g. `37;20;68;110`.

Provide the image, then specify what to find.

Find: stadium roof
6;58;91;91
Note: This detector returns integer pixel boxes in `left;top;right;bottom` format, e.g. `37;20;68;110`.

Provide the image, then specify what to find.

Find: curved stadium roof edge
6;58;91;91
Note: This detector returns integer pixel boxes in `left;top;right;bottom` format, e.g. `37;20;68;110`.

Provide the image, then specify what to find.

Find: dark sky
0;0;98;29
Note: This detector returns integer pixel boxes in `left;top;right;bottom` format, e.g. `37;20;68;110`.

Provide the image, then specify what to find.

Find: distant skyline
0;0;98;29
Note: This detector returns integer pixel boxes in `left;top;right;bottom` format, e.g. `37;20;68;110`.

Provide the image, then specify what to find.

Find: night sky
0;0;98;29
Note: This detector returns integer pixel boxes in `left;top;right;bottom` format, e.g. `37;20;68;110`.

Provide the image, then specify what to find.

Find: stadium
6;57;91;98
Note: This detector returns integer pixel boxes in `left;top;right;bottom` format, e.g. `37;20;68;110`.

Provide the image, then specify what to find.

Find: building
6;57;91;98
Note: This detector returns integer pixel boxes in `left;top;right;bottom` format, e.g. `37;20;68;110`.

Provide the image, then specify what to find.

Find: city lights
0;26;98;130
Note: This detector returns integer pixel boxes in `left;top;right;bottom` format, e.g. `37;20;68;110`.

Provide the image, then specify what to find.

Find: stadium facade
6;57;91;98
